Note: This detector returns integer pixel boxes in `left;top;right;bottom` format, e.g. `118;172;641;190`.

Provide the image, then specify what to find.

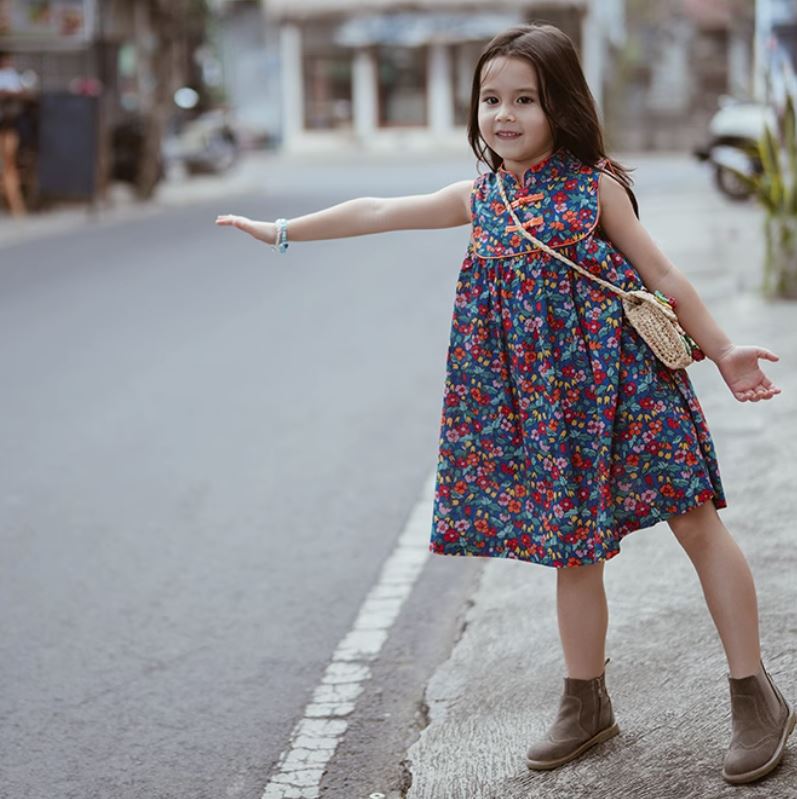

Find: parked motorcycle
163;88;240;176
168;108;240;175
693;96;774;200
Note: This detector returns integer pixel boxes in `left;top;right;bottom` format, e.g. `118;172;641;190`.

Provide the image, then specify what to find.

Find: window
301;22;353;130
376;45;427;127
303;54;353;130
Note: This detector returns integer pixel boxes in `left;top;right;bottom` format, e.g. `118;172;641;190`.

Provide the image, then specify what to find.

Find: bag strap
494;169;631;300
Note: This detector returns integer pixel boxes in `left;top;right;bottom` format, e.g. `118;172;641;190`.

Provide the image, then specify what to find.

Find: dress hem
429;489;727;569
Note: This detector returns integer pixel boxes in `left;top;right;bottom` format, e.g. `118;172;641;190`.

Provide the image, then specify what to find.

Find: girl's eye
481;96;534;105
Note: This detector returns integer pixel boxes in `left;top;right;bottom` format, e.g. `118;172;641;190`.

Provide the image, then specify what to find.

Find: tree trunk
134;22;167;200
134;0;193;200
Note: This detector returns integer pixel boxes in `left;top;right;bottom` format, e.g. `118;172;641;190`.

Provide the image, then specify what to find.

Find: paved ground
403;163;797;798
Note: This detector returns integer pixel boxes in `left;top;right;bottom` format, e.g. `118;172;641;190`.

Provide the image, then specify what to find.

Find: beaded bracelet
272;218;289;254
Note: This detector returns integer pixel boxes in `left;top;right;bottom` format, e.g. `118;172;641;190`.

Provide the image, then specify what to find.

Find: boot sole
526;722;620;770
721;700;797;784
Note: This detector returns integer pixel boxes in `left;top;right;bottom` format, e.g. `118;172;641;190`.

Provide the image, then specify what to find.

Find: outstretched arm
216;179;472;244
598;172;781;403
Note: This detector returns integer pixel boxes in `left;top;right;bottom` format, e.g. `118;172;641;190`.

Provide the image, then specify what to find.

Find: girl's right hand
215;214;276;245
714;344;781;402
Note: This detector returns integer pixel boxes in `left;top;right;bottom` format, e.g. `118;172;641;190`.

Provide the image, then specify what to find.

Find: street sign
0;0;96;47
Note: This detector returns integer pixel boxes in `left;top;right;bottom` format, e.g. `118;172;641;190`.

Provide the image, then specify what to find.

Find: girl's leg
667;500;760;678
525;559;617;770
556;559;608;679
669;500;795;784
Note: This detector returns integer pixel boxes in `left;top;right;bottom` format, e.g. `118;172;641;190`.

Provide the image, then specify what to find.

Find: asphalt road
0;161;481;799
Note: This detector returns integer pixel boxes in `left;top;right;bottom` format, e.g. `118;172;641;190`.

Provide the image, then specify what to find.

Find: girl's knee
556;558;604;582
667;499;719;543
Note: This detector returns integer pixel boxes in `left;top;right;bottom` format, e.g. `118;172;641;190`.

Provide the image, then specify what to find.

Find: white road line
260;469;436;799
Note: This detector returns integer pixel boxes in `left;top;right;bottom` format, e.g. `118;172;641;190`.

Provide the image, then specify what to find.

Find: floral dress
429;147;727;569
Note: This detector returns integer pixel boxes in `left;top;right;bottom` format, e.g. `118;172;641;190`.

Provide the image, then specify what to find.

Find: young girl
217;23;793;786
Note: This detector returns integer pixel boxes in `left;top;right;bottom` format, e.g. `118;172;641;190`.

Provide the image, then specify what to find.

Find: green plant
726;72;797;298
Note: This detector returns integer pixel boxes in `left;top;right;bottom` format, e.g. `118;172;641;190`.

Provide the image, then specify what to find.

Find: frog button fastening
504;191;544;233
510;192;545;209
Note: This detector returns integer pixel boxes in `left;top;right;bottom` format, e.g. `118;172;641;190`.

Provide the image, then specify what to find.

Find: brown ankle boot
526;657;619;770
722;658;796;784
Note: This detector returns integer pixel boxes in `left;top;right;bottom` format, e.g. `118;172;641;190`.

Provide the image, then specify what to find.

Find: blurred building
212;0;281;147
753;0;797;100
0;0;106;93
0;0;127;202
608;0;758;151
0;1;211;202
262;0;625;153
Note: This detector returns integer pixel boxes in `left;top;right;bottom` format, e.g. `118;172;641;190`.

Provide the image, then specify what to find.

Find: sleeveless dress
429;147;727;569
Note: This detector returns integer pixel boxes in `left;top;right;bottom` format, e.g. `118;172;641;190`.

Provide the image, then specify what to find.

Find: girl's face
477;55;555;176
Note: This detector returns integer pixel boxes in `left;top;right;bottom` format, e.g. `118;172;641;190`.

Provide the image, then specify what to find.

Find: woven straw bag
494;170;702;370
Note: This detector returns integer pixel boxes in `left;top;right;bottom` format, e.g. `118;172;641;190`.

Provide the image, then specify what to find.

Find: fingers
215;214;248;227
761;377;782;393
735;384;782;402
753;374;782;397
757;348;780;362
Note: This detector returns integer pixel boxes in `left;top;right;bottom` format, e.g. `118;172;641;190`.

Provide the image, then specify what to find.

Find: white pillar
133;1;156;112
279;23;303;146
353;47;377;140
754;0;773;102
428;41;454;135
580;2;604;118
728;29;751;98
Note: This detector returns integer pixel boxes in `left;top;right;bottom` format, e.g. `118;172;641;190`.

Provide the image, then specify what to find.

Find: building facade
264;0;625;153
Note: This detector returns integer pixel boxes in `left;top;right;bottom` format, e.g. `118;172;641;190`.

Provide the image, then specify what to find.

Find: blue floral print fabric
430;147;727;568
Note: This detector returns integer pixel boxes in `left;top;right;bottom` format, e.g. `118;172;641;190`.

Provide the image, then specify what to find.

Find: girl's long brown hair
467;23;639;218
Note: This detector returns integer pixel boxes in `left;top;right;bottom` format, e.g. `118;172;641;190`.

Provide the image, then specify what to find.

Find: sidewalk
404;169;797;797
0;150;285;250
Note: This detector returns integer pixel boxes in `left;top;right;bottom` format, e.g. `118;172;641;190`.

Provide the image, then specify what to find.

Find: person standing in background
0;49;28;217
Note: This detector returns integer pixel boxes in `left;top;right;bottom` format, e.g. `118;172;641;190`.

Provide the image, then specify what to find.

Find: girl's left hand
714;345;782;402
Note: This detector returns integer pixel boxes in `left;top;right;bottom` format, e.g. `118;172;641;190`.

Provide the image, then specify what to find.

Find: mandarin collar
496;147;566;188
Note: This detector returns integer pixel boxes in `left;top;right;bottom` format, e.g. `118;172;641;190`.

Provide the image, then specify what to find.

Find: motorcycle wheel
714;164;753;201
185;131;239;175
